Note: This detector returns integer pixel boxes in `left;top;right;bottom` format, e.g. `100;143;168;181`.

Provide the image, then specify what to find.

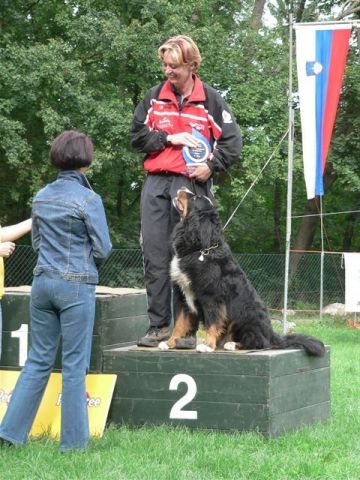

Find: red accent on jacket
130;75;242;175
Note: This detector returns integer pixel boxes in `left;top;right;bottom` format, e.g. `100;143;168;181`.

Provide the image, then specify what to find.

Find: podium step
103;345;330;437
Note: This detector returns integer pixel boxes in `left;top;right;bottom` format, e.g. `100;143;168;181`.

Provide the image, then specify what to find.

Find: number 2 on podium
169;374;198;420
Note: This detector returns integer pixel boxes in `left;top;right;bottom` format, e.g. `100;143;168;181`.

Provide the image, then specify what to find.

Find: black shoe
137;326;171;347
0;437;14;447
175;335;197;350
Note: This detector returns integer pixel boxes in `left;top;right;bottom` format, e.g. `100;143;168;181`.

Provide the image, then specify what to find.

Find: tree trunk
250;0;266;31
293;198;321;252
116;177;124;218
342;193;360;251
295;0;307;23
292;169;337;252
342;211;359;251
290;169;337;277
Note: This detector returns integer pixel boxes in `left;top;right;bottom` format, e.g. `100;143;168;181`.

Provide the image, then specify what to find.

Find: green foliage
0;0;358;251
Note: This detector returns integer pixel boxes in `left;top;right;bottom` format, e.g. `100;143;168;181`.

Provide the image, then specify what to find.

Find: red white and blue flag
295;24;351;199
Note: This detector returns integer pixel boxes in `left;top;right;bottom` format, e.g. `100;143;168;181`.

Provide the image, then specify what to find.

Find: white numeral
169;374;198;420
11;324;28;366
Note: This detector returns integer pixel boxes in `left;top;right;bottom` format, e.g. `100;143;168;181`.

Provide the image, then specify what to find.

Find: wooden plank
95;293;147;326
1;294;30;329
0;331;28;367
111;371;269;404
269;368;330;414
2;292;148;335
0;331;102;372
269;348;330;377
269;401;331;437
108;398;269;433
103;348;270;376
1;292;147;332
101;315;149;348
53;336;102;372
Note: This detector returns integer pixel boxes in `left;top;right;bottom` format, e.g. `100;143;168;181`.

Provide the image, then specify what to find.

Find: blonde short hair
158;35;202;69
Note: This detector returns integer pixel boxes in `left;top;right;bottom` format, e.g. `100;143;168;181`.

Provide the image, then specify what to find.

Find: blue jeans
0;272;96;451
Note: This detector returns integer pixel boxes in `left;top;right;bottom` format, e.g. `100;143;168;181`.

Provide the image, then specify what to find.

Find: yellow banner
0;370;117;438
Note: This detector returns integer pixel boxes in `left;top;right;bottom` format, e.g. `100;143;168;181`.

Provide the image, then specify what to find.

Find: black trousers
140;173;213;328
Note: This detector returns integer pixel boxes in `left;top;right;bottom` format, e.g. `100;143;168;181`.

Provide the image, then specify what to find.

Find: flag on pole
295;24;352;199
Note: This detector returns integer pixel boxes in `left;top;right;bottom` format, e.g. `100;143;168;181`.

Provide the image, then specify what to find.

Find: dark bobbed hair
50;130;93;170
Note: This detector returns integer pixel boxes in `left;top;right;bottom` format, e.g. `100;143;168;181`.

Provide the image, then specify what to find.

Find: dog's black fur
161;188;325;356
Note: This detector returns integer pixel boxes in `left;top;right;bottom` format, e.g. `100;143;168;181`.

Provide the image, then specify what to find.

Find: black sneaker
175;335;197;350
0;437;14;447
137;326;171;347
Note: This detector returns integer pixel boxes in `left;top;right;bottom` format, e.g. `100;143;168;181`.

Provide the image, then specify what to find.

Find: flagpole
283;13;294;334
295;20;360;27
319;196;324;320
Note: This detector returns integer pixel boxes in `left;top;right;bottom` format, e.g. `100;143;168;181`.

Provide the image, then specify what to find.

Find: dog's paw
158;341;170;351
196;343;214;353
224;341;237;351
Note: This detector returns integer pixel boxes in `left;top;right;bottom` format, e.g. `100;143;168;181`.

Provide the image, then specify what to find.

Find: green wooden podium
0;287;148;372
103;346;330;437
1;288;331;437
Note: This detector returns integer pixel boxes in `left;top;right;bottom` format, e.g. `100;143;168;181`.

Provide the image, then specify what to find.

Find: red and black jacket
130;75;242;175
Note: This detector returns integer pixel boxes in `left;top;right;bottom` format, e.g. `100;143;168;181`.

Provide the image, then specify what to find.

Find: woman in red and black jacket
130;35;242;348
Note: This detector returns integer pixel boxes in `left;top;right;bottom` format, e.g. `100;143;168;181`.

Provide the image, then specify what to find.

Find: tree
0;0;358;254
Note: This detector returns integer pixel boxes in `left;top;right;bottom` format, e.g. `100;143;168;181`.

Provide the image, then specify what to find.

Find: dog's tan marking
203;325;223;350
202;305;228;351
164;310;194;349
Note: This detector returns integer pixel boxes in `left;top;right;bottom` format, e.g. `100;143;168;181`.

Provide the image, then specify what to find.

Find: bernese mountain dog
159;188;325;356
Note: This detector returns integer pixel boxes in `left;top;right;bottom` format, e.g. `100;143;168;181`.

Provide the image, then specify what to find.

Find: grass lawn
0;318;359;480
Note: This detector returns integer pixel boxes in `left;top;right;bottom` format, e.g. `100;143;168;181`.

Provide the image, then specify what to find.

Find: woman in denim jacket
0;130;112;452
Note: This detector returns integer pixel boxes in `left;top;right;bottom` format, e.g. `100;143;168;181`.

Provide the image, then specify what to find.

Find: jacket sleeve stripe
207;113;223;138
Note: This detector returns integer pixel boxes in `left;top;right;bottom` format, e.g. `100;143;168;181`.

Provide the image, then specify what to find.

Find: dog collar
199;243;219;261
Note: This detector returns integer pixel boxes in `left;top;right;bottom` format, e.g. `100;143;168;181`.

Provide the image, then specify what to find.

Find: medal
182;128;211;164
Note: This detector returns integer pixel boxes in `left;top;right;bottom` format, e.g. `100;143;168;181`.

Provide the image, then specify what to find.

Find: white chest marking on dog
170;255;197;314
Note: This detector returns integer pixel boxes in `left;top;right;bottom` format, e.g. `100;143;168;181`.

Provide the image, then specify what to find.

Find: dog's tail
271;332;326;356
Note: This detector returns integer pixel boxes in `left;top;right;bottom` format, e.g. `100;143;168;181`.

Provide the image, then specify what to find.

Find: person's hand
167;132;200;148
186;163;212;182
0;241;16;258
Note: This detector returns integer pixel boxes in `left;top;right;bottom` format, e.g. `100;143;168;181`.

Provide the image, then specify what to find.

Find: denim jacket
32;170;112;284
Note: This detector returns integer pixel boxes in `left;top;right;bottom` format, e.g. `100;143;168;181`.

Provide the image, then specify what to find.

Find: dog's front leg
197;305;227;353
159;310;196;350
197;325;221;352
